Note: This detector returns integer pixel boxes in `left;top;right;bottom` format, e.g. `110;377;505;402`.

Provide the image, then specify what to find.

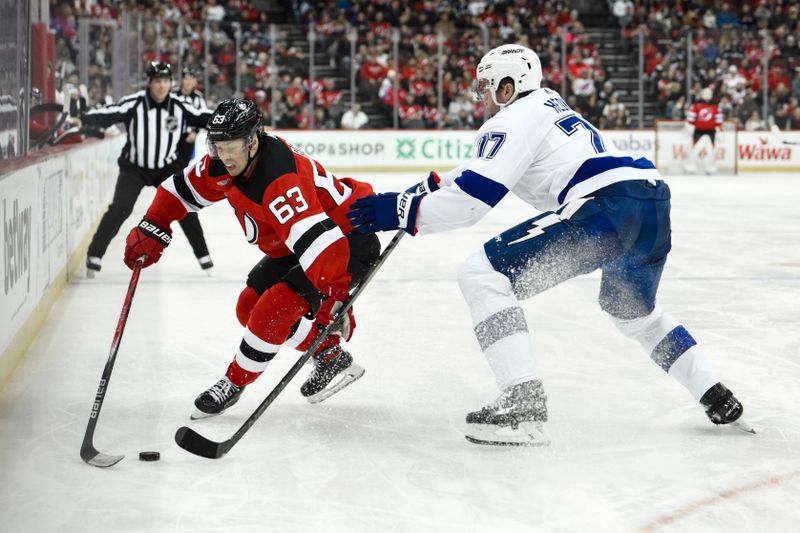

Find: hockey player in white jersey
347;44;751;446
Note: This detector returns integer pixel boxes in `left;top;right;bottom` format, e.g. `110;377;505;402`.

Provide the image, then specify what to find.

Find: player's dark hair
498;76;533;101
499;77;515;92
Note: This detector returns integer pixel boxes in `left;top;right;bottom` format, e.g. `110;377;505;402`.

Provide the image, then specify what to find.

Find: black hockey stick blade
175;231;406;459
79;260;144;468
174;426;229;459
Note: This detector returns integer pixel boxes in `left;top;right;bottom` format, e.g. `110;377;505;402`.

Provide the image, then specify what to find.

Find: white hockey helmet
473;44;542;108
701;87;713;101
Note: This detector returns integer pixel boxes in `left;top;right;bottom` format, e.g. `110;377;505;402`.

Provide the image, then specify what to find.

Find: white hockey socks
609;304;719;400
458;250;539;390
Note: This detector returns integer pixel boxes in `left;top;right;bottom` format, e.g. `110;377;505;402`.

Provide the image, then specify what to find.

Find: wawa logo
738;137;792;160
671;144;726;160
4;198;32;295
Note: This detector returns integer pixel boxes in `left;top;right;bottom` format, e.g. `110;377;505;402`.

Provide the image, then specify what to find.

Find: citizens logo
396;137;472;161
396;138;416;159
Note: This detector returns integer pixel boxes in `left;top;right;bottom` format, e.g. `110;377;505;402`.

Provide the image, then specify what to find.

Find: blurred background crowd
4;0;800;160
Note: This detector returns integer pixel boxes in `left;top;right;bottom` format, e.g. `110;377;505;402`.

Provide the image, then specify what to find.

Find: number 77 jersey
149;132;375;289
415;88;661;235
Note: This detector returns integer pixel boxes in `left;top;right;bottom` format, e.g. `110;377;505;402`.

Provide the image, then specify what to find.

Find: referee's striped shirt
81;90;211;170
171;88;210;113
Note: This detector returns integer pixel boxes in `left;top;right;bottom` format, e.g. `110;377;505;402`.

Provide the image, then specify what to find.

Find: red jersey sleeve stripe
161;176;206;212
296;223;345;272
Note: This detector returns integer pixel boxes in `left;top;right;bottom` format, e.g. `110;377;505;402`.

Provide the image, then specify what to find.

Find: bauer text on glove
124;216;172;269
346;191;423;235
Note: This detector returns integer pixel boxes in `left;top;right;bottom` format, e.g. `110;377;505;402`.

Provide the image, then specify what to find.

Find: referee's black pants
87;164;209;261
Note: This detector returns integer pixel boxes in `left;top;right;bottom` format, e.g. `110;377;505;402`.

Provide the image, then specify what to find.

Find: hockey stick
80;259;144;467
175;230;405;459
770;125;800;145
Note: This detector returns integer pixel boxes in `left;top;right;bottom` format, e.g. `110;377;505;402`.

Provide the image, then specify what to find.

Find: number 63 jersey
415;88;662;235
147;132;374;290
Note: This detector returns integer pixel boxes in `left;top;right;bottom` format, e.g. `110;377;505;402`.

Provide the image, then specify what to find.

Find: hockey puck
138;451;160;461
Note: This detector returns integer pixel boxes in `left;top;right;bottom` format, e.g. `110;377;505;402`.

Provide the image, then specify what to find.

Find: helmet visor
471;78;491;103
207;137;249;159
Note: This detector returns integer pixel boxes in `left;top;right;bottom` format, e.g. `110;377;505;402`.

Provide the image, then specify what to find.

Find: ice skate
465;379;550;446
699;382;755;434
86;256;102;278
300;346;364;404
197;255;214;276
191;376;244;420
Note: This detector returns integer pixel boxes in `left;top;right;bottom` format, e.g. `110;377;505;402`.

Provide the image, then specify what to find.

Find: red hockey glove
124;216;172;269
315;284;355;342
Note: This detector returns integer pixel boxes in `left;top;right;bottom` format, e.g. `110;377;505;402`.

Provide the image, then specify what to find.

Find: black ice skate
191;376;244;420
197;255;214;276
86;256;102;278
699;382;755;434
300;346;364;404
465;379;550;446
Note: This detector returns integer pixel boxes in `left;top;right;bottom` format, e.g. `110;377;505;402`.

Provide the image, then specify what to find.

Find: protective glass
471;78;491;103
207;137;249;159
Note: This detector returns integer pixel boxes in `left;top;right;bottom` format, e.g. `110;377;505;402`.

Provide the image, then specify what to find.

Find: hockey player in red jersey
123;98;381;417
685;87;723;174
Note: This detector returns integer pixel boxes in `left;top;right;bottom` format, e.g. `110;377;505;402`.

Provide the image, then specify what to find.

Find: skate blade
730;418;756;434
86;270;96;279
306;364;365;404
190;409;222;421
465;421;551;447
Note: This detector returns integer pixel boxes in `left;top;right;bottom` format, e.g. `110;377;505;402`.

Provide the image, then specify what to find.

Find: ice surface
0;173;799;532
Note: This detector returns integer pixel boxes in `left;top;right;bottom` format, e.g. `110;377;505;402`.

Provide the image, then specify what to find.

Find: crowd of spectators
47;0;800;131
302;0;616;129
614;0;800;130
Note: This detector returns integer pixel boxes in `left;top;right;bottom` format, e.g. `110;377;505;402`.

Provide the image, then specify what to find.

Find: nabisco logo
738;137;792;160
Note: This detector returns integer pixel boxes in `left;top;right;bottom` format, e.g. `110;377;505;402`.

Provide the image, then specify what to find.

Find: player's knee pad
236;286;261;327
608;304;697;372
248;282;310;345
458;249;517;324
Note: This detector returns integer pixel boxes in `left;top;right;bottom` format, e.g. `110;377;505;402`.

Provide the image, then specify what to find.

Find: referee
72;61;215;277
172;66;209;168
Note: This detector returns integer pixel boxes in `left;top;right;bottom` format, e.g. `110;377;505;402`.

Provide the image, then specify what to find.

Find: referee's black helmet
146;61;172;80
182;66;201;78
207;98;262;142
